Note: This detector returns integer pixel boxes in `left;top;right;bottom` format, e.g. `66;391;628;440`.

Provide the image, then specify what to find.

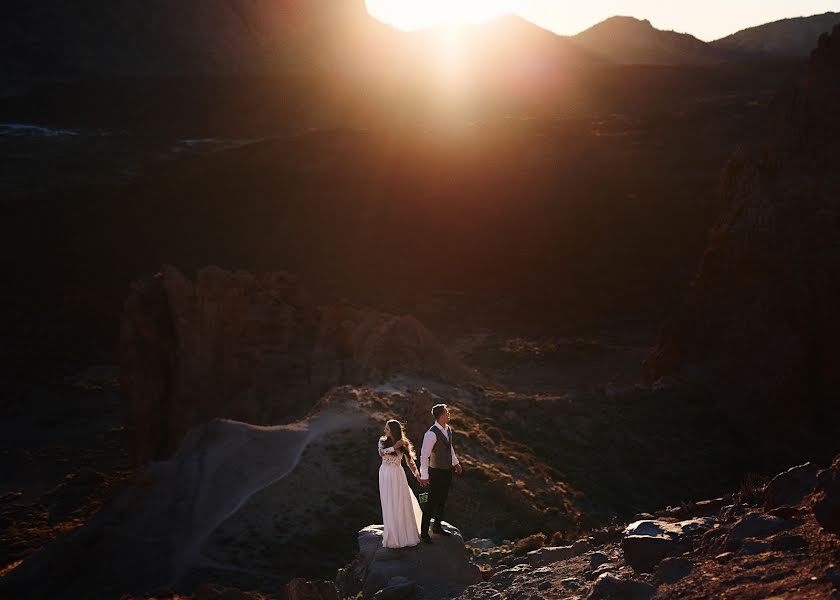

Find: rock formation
644;25;840;443
120;264;473;465
120;265;319;465
620;518;714;572
813;454;840;535
763;462;819;510
337;521;482;600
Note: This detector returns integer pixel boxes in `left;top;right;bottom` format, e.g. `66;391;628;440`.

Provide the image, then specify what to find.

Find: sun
365;0;515;30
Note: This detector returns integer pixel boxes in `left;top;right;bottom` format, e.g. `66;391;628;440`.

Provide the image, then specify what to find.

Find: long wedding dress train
378;442;422;548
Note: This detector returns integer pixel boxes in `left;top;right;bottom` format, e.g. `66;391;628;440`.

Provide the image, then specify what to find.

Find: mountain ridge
3;4;835;87
570;15;737;65
713;11;840;58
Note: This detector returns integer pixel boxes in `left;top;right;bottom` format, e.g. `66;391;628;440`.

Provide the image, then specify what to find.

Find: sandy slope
0;389;371;599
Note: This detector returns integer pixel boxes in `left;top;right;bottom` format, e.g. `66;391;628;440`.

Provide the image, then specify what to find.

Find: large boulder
721;511;792;552
643;24;840;443
813;454;840;534
338;522;482;600
653;556;692;584
763;462;819;509
527;539;593;566
120;265;473;464
586;573;654;600
620;535;674;574
620;519;713;572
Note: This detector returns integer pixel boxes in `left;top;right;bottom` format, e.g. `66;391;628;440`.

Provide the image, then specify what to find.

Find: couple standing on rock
377;403;463;547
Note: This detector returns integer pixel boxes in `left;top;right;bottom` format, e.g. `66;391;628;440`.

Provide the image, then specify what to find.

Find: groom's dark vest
428;424;454;470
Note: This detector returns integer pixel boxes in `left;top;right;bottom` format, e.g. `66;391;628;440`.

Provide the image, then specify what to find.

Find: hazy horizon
365;0;839;41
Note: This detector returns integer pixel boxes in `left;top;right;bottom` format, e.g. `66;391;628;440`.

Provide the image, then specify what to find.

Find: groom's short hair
432;403;448;420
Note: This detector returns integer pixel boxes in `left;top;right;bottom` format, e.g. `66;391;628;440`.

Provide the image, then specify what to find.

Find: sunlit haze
366;0;514;29
365;0;840;41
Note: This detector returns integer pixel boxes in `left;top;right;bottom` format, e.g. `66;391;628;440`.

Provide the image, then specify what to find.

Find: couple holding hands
377;403;463;548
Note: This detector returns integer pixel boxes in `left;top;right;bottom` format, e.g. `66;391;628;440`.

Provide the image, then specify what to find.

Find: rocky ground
1;306;833;599
0;366;133;577
455;457;840;599
117;455;840;600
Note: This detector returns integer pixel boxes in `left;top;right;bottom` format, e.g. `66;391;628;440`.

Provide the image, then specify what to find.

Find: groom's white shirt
420;421;459;479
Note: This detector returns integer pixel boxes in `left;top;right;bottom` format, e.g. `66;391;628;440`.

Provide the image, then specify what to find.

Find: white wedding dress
378;441;423;548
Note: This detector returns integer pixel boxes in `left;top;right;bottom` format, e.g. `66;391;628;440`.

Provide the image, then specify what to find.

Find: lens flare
366;0;515;30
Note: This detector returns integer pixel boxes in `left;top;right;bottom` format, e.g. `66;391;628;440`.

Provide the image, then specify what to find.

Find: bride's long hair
380;419;417;461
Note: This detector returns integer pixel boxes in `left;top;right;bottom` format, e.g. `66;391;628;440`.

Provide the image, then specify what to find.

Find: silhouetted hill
713;11;840;58
0;0;376;85
572;16;740;65
5;3;822;91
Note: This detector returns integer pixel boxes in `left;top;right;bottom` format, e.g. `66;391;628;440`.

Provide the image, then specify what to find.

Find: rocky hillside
0;0;375;82
0;387;376;599
644;24;840;447
450;454;840;600
713;12;840;58
0;378;586;599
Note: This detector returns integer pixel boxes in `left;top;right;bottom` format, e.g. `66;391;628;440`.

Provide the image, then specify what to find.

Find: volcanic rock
120;265;472;464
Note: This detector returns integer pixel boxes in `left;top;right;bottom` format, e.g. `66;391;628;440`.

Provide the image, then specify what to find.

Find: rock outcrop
813;454;840;534
644;25;840;443
620;518;714;572
337;522;482;600
763;462;819;509
120;265;319;465
120;264;473;464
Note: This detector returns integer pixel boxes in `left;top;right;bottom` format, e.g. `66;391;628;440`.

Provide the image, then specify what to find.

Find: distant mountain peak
572;14;734;65
594;15;653;28
575;15;660;38
712;11;840;58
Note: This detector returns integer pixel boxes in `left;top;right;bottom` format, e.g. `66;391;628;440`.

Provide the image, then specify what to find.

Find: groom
419;403;463;543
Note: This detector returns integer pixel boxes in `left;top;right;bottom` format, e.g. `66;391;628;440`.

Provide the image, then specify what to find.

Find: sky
365;0;840;41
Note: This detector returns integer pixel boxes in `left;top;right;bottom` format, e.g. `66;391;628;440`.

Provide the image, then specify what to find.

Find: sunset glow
366;0;840;41
365;0;514;30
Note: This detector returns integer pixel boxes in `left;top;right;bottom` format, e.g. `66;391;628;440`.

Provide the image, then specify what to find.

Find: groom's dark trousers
421;466;453;534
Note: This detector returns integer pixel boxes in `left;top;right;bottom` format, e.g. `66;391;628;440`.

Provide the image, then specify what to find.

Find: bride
378;419;423;548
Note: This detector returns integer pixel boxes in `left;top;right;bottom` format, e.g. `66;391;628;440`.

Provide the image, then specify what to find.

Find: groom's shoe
421;533;433;544
431;525;452;536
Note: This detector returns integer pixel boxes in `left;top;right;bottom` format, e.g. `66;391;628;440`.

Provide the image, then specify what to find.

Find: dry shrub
736;472;769;506
549;531;566;546
513;532;546;555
